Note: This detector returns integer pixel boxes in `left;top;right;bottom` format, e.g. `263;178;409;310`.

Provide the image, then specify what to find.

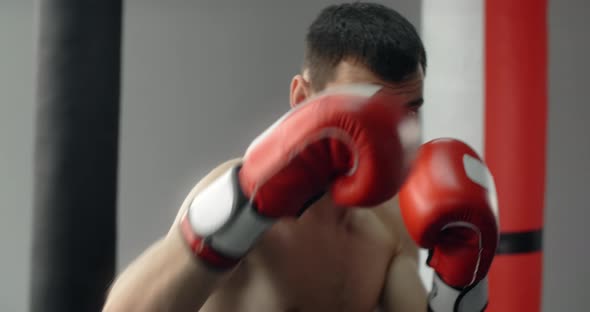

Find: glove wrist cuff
180;165;275;269
428;273;488;312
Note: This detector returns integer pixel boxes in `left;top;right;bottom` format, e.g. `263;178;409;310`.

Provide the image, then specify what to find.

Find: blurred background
0;0;588;311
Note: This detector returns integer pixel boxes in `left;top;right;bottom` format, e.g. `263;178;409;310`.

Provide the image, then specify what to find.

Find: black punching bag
30;1;122;311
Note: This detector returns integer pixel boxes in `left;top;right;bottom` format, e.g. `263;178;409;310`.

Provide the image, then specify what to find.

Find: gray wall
543;0;590;310
0;2;35;311
0;0;587;311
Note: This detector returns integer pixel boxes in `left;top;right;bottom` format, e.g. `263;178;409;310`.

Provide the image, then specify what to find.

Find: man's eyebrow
406;98;424;108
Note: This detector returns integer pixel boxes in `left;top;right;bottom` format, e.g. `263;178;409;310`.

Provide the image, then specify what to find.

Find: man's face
289;60;425;117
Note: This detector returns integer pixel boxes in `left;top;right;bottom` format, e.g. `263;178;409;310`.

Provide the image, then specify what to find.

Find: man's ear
289;74;311;108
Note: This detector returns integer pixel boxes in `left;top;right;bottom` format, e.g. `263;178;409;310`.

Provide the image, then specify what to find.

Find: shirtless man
103;3;498;311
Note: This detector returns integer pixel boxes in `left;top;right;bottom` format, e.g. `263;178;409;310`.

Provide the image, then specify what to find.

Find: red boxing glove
182;84;419;269
241;84;418;217
399;138;499;311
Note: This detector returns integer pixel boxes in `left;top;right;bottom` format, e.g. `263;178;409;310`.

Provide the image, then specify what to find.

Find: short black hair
304;2;426;91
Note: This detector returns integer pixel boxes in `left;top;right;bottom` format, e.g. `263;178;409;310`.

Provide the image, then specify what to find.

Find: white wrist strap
186;165;275;258
429;274;488;312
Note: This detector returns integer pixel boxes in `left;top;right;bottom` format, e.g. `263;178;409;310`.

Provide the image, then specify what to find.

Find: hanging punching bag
30;1;122;311
485;0;548;311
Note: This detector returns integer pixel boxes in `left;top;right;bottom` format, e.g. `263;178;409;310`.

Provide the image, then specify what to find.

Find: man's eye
407;106;420;115
405;99;423;114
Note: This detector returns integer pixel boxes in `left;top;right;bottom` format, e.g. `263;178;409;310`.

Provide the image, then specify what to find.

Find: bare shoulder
167;158;242;235
372;197;419;261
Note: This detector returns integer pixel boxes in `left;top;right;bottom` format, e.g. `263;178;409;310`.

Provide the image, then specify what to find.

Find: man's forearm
103;229;231;312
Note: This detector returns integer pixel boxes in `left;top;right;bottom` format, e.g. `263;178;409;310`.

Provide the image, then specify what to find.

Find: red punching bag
485;0;548;311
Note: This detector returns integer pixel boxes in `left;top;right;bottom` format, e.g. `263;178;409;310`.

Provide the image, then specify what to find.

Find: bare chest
202;207;399;312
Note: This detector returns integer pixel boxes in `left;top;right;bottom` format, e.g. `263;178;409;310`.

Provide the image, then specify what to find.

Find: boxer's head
290;2;426;114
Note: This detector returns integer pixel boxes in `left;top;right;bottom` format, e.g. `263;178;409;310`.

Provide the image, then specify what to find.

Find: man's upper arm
381;253;428;312
376;198;427;311
375;197;419;261
167;158;242;236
